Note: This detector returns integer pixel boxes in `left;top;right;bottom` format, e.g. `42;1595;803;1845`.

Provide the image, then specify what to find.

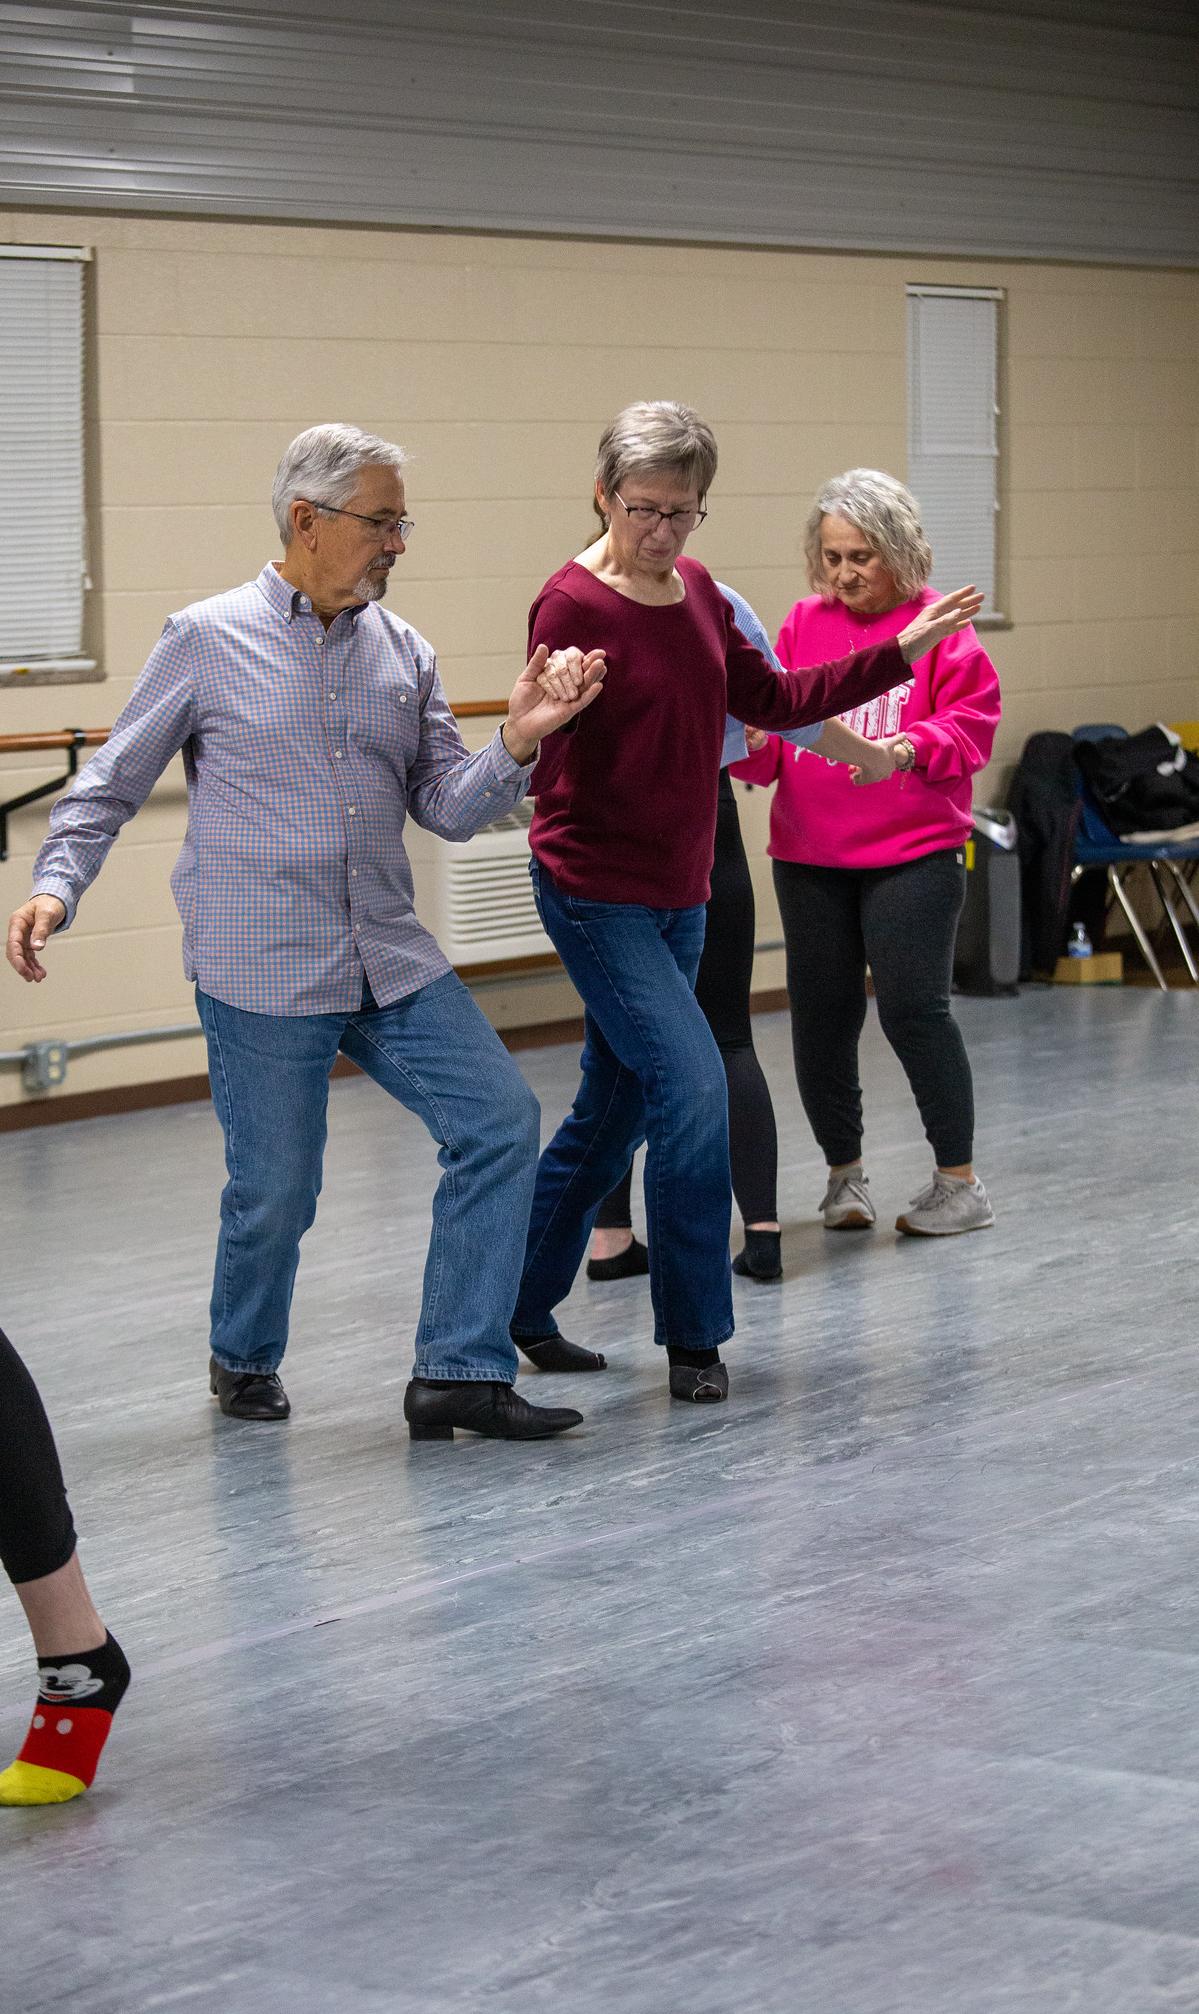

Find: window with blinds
907;286;1002;621
0;246;93;672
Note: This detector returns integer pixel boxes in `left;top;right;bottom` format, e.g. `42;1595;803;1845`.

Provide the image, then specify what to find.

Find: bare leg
14;1552;106;1660
590;1227;634;1259
589;1161;639;1265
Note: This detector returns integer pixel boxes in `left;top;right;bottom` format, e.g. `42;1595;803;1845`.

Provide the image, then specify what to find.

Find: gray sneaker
819;1166;876;1230
895;1172;995;1237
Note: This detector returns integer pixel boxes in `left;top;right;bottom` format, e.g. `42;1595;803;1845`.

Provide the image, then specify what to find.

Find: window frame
906;282;1006;630
0;242;100;688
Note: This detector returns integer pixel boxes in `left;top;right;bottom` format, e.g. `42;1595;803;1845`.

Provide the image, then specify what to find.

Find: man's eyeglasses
613;492;707;534
301;499;415;541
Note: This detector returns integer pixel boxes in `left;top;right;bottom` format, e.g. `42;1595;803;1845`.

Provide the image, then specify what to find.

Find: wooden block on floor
1053;950;1125;984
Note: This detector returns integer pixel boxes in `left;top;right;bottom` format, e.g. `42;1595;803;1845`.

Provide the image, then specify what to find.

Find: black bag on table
1073;726;1199;838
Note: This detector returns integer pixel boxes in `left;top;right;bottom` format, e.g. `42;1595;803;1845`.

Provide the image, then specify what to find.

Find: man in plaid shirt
6;425;604;1443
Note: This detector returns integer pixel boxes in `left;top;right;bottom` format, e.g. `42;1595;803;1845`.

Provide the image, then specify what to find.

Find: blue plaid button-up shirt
32;563;532;1014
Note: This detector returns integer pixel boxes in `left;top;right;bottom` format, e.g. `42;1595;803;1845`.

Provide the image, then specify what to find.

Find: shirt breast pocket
353;685;422;766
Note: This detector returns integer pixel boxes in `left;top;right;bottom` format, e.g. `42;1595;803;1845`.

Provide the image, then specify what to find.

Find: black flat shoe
585;1237;650;1282
514;1331;607;1372
666;1354;729;1404
732;1231;783;1282
209;1356;291;1420
404;1378;584;1441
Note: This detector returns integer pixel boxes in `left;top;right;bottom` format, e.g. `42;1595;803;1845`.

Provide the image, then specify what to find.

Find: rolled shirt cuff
493;724;537;775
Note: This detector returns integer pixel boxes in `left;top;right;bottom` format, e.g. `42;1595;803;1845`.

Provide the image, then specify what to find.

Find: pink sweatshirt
730;588;1001;869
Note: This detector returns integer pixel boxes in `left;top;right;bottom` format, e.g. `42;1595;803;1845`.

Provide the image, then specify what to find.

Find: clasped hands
502;645;607;765
533;648;602;708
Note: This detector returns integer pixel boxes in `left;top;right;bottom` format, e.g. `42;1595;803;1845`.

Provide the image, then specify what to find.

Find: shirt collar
256;563;368;631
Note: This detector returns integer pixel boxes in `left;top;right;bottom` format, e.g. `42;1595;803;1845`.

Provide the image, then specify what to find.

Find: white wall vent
406;797;553;965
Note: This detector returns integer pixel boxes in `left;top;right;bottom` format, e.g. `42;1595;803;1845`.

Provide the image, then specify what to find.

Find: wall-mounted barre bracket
0;729;88;863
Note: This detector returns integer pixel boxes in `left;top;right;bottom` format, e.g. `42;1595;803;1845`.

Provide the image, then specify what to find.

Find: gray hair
803;469;933;602
271;423;408;544
594;401;718;512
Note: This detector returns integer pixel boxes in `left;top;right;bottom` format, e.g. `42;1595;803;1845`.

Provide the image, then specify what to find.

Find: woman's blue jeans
513;861;734;1352
197;973;540;1383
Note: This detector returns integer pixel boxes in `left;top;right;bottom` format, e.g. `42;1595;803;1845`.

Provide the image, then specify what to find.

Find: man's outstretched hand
503;645;607;764
6;895;67;982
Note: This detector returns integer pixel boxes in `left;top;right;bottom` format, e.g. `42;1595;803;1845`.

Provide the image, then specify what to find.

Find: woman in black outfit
587;581;892;1284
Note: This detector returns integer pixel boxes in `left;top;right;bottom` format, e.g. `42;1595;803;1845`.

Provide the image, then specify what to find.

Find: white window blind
907;287;1001;619
0;247;90;665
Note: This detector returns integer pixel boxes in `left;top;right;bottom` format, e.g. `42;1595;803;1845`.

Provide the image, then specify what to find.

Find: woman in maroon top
509;401;982;1403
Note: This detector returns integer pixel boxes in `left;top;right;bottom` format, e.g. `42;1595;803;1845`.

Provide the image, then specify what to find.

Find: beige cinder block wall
0;209;1195;1108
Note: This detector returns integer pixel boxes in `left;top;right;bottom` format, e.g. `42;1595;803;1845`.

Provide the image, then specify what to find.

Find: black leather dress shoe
209;1356;291;1420
514;1331;607;1372
404;1378;583;1441
585;1237;650;1282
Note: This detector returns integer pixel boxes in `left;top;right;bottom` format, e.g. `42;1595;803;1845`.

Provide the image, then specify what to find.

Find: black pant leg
0;1326;77;1587
695;776;778;1224
859;847;975;1167
772;858;870;1167
593;1160;635;1231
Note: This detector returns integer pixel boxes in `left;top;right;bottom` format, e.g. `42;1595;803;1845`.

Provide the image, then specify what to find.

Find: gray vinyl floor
1;986;1198;2014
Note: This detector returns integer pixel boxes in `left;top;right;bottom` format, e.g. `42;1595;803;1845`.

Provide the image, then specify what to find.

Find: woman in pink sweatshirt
732;469;1002;1238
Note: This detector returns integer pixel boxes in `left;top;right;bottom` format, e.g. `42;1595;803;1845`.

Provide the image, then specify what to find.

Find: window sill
0;658;102;687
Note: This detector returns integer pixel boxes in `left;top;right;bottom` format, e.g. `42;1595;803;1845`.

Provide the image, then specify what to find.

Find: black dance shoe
209;1356;291;1420
585;1237;650;1282
404;1378;584;1441
731;1230;783;1282
514;1331;607;1372
666;1348;729;1404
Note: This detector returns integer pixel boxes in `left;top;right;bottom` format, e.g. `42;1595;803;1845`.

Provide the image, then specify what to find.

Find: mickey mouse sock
0;1631;130;1806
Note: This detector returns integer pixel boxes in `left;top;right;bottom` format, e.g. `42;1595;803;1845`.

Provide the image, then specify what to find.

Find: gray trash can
953;808;1021;996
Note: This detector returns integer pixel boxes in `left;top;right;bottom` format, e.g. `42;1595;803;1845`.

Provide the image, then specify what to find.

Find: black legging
772;846;974;1169
0;1327;77;1587
595;770;779;1232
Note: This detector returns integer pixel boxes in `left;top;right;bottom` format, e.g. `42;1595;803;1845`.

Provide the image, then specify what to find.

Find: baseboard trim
0;991;792;1132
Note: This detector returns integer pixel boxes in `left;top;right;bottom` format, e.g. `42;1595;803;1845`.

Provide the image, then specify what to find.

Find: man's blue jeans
512;861;734;1352
197;973;540;1382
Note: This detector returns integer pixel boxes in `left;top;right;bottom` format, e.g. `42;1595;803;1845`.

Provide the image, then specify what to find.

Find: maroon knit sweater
528;557;906;908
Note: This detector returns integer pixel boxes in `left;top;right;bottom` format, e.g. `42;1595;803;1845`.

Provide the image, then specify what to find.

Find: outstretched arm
727;586;986;734
6;621;196;982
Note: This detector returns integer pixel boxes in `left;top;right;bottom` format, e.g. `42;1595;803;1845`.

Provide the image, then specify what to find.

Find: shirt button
347;806;357;816
329;690;337;699
351;868;358;878
399;695;408;706
334;750;344;758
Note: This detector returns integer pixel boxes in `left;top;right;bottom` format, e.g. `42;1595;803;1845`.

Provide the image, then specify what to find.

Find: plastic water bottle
1067;921;1093;959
